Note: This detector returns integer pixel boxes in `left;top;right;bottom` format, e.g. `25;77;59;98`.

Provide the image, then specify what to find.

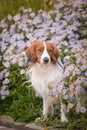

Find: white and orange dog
25;41;68;122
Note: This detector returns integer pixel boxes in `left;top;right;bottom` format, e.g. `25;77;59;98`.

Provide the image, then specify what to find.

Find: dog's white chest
29;63;63;97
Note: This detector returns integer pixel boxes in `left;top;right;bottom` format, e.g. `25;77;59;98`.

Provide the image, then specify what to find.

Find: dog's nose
43;57;49;63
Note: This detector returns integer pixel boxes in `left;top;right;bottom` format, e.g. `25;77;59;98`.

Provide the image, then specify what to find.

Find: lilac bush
0;0;87;115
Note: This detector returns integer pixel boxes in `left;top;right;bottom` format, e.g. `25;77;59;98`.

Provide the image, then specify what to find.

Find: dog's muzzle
43;57;49;64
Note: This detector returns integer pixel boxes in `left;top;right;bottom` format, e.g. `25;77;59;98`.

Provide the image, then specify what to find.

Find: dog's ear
53;43;60;58
51;43;60;64
25;43;37;62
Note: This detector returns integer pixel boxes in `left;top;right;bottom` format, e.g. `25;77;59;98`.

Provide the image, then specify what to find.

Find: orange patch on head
25;41;60;64
25;41;44;63
46;42;60;64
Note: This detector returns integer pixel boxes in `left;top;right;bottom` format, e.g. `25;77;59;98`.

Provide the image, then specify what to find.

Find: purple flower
0;90;9;96
9;25;16;34
49;87;58;97
2;62;10;68
4;71;10;78
0;19;8;28
55;14;62;21
64;64;75;78
3;78;10;85
73;68;81;76
33;16;42;24
67;102;74;112
11;58;17;64
80;107;86;113
7;15;12;21
1;43;7;52
30;13;35;18
13;14;21;21
57;82;64;93
0;86;9;100
63;56;70;62
85;71;87;77
76;103;86;113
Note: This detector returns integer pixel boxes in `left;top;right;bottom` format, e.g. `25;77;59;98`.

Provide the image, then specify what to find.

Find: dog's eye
37;48;42;53
48;49;53;53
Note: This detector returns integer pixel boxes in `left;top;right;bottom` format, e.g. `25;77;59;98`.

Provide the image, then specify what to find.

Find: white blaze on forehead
43;42;47;53
40;42;50;64
43;42;50;58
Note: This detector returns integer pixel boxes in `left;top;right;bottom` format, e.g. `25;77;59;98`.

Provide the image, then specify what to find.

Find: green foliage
9;93;42;122
35;112;87;130
0;64;42;122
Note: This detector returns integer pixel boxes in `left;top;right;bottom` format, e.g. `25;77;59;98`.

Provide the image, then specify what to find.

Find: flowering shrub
0;0;87;128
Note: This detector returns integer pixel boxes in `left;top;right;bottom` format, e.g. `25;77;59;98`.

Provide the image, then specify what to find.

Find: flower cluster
0;0;87;113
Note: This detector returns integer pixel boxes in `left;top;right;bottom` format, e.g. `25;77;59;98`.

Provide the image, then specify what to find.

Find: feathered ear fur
25;43;37;62
51;43;60;64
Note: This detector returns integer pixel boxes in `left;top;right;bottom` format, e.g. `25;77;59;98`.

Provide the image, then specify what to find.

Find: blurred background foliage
0;0;55;20
0;0;40;20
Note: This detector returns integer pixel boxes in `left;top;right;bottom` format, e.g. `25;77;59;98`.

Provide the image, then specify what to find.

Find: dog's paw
35;117;41;123
35;115;47;124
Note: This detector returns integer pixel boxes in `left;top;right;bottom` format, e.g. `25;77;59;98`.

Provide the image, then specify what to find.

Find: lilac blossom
0;88;9;96
63;56;70;62
1;42;7;52
80;107;86;113
7;15;13;21
13;14;21;21
2;62;10;68
0;19;8;28
0;85;9;100
3;78;10;85
11;58;17;64
4;71;10;78
85;71;87;77
30;12;35;18
57;82;64;93
67;103;74;112
33;16;42;24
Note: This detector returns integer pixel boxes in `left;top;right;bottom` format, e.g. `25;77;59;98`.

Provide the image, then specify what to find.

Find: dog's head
25;41;60;65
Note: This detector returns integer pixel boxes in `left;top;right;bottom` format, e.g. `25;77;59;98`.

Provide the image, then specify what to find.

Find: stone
25;123;44;130
0;126;6;128
0;115;14;124
25;123;66;130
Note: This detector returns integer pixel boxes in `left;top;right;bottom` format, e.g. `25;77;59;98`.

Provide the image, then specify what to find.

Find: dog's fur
25;41;68;122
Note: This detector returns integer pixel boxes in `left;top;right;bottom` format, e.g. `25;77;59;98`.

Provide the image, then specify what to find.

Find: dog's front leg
61;102;68;122
35;95;49;123
43;97;49;118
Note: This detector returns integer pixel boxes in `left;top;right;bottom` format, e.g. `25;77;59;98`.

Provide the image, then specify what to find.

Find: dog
25;41;68;122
